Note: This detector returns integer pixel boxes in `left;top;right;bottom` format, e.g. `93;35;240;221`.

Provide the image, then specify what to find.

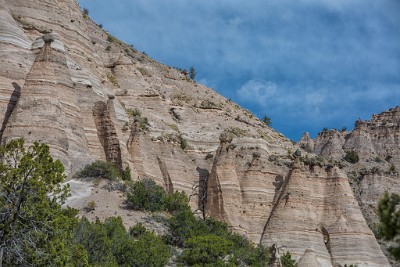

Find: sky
78;0;400;141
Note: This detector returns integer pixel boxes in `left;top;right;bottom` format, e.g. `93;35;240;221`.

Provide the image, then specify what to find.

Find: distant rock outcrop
298;107;400;266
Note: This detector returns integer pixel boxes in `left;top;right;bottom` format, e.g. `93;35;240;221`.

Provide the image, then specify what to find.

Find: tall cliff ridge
0;0;393;266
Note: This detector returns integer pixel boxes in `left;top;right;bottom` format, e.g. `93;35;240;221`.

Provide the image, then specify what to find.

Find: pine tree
189;65;196;80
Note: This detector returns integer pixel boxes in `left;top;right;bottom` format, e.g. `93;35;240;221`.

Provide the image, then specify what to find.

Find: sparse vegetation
171;93;192;106
85;200;96;212
262;115;272;127
127;107;142;117
199;100;223;110
390;164;397;174
107;73;119;87
166;123;179;132
178;134;188;150
344;150;359;164
139;116;150;130
224;126;248;137
82;8;89;18
157;133;188;150
300;154;326;166
126;107;150;130
107;33;116;43
137;67;151;77
105;44;111;51
280;251;297;267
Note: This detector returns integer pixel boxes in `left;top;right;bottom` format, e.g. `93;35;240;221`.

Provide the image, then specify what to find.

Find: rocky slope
0;0;394;266
298;106;400;265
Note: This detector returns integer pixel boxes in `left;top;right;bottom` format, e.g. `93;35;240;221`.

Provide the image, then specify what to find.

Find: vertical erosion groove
0;82;21;143
156;156;174;194
92;101;122;170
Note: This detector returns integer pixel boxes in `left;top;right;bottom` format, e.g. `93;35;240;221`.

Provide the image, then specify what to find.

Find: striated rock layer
298;107;400;265
0;0;393;266
261;160;388;267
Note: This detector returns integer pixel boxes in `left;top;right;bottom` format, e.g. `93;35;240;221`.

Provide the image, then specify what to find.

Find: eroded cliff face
298;108;400;221
207;134;390;266
261;161;388;267
298;107;400;265
0;0;393;266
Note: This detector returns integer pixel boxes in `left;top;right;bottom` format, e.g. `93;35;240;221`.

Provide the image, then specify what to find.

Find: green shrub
139;116;150;130
390;164;397;174
165;191;190;213
166;208;270;266
179;235;233;266
126;178;167;211
229;233;270;266
126;108;150;130
124;177;269;266
178;134;188;150
121;166;131;181
107;34;116;43
344;150;359;164
74;217;171;266
131;231;171;267
76;160;121;180
127;108;142;118
166;208;198;246
74;217;117;265
280;251;297;267
129;223;148;238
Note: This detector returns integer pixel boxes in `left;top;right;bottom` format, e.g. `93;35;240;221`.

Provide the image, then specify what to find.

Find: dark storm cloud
79;0;400;140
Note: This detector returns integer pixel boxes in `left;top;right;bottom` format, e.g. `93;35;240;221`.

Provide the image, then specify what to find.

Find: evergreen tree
189;65;196;80
378;192;400;259
262;115;272;127
0;139;80;266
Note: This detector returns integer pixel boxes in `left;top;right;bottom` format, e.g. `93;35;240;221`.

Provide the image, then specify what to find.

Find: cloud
237;79;277;107
78;0;400;140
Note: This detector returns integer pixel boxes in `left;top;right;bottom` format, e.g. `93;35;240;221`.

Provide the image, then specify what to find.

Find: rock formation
0;0;395;266
298;107;400;265
261;160;388;267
